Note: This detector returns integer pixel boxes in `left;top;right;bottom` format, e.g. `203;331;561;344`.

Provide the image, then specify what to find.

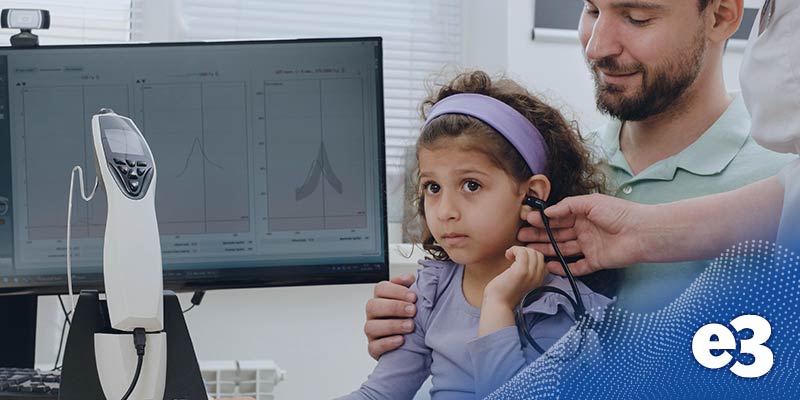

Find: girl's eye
423;182;440;195
462;180;481;193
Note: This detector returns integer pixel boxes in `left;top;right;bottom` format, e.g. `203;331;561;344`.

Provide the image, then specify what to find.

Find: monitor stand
0;294;37;368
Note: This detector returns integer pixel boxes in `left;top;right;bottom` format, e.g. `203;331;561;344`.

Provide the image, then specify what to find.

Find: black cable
57;295;72;325
516;199;588;352
516;286;578;354
539;207;586;318
53;295;73;370
121;328;147;400
182;304;195;313
120;354;144;400
52;315;69;370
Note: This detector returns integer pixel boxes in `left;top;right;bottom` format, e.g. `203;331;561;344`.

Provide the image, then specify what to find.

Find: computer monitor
0;37;388;366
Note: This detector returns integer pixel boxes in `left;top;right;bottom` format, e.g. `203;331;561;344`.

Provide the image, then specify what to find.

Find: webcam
1;9;50;47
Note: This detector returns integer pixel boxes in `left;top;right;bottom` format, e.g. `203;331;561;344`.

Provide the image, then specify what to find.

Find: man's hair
698;0;711;11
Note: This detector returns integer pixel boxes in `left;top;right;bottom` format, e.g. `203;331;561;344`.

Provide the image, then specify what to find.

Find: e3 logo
692;314;773;378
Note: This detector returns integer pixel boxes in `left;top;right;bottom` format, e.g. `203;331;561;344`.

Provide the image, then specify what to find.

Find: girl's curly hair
404;70;618;296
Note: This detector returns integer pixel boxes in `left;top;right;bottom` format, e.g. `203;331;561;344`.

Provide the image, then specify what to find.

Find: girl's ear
524;174;551;202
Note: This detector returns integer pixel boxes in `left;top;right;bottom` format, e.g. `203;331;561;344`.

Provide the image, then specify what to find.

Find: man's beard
589;30;706;121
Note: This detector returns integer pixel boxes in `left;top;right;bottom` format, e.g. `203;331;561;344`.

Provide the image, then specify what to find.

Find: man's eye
626;16;652;26
462;181;480;192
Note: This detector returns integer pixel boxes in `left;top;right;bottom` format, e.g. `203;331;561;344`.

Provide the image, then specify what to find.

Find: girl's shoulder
412;259;461;311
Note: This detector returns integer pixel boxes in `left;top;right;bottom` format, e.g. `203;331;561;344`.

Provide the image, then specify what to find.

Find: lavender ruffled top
339;259;614;400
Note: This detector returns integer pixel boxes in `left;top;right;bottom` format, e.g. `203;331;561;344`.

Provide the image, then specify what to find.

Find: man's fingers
544;195;597;219
569;259;595;276
364;318;415;340
374;280;417;302
526;242;558;256
367;335;405;360
517;226;577;243
525;240;582;259
546;261;565;275
524;209;576;229
389;273;416;288
366;298;416;319
545;258;595;277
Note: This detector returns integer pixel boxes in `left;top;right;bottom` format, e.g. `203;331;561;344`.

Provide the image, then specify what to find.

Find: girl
340;71;615;400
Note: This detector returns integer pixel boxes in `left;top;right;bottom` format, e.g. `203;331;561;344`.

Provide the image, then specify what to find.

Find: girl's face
418;142;528;267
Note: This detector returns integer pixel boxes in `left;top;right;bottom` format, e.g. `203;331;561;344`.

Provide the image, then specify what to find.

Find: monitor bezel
0;37;389;295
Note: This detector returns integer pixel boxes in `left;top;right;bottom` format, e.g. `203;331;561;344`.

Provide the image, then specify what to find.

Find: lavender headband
423;93;548;175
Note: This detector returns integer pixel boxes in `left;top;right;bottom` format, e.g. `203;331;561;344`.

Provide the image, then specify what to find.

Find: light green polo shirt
592;93;795;312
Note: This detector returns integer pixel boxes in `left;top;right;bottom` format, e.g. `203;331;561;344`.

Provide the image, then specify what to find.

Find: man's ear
524;174;551;203
707;0;744;44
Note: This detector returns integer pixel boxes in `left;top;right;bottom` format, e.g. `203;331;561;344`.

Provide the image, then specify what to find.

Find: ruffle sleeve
521;274;615;321
412;259;460;311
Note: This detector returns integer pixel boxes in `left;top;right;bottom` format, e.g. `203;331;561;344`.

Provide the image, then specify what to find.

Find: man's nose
584;14;624;62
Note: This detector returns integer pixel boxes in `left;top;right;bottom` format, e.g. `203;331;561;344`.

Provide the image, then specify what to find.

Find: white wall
33;1;757;399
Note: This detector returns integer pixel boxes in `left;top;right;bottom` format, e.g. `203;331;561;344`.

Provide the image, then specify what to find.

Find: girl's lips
441;234;468;246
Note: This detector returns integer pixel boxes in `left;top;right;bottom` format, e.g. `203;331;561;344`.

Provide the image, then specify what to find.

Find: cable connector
190;290;206;307
183;290;206;313
133;327;146;356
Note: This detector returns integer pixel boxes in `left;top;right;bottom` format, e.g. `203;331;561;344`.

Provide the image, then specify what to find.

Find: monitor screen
0;38;388;294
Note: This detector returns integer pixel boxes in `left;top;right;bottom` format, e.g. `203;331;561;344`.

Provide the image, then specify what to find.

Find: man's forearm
644;177;783;263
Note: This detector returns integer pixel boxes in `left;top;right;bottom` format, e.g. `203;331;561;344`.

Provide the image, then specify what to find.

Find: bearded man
364;0;795;360
559;0;795;311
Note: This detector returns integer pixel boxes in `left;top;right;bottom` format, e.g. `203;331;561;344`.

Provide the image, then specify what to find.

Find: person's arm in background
364;274;418;359
518;177;784;276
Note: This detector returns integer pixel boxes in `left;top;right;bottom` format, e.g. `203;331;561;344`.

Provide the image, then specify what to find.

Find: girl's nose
436;191;460;221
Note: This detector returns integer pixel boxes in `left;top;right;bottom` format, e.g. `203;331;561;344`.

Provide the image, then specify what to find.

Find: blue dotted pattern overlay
487;241;800;400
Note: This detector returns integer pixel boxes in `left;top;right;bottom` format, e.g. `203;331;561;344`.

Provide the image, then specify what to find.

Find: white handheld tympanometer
61;109;207;400
92;108;163;331
90;109;166;400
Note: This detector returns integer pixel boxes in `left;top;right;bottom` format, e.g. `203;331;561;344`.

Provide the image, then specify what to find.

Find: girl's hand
483;246;547;310
478;246;546;337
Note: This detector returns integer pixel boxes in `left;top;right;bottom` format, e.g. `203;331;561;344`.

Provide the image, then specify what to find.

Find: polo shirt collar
598;93;751;180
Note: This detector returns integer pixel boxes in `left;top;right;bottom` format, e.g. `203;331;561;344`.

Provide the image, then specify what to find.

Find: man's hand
364;273;417;360
518;203;582;274
519;193;651;276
